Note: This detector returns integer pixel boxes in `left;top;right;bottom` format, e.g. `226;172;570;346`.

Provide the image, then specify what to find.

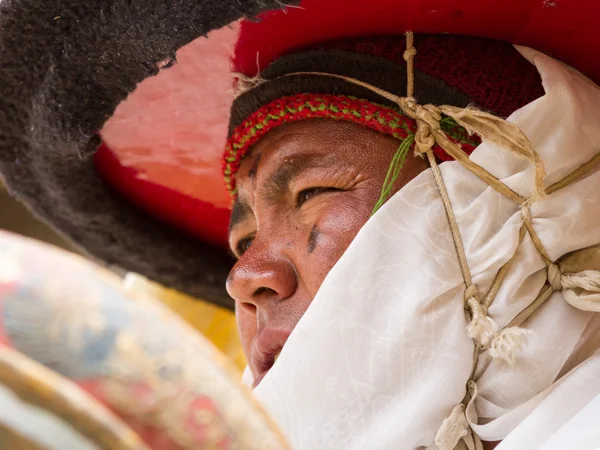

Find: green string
371;134;415;215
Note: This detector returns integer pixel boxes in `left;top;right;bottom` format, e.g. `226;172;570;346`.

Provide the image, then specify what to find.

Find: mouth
252;350;281;389
251;328;290;389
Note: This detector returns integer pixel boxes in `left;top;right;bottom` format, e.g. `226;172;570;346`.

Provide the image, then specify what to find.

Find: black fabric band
230;48;472;135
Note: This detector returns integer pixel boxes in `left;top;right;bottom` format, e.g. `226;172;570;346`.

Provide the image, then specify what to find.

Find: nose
226;242;297;314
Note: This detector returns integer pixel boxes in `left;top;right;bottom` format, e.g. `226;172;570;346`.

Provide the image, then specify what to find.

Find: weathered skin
226;119;429;383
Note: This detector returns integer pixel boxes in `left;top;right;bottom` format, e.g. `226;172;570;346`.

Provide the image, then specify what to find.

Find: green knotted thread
371;133;416;215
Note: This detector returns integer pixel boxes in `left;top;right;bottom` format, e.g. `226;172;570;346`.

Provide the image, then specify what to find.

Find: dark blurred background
0;180;73;250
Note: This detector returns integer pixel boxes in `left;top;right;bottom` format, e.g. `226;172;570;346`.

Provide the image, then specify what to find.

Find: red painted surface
79;380;186;450
235;0;600;82
94;144;230;248
99;24;239;249
80;380;232;449
97;0;600;247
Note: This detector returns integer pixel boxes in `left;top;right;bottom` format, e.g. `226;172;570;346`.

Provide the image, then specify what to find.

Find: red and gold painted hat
1;0;599;308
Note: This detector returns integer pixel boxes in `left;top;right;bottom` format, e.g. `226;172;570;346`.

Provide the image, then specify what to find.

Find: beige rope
400;37;484;337
400;31;519;447
507;285;554;329
482;225;527;309
236;29;600;449
280;70;533;204
426;123;526;204
391;31;600;448
396;35;495;349
231;53;266;98
521;205;553;265
508;265;600;330
425;148;497;347
425;150;473;286
561;270;600;292
522;203;600;307
409;108;493;347
547;263;563;291
403;32;416;98
546;152;600;195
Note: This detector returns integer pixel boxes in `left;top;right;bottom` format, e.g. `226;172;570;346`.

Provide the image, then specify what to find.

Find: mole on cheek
307;225;320;254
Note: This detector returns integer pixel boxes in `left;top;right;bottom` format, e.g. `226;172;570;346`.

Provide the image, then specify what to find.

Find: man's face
226;119;427;387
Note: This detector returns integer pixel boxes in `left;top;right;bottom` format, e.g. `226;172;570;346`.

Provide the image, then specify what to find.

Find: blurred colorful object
122;274;245;372
1;182;244;372
0;230;288;449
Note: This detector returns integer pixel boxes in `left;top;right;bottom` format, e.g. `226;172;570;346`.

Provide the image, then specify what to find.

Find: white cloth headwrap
251;47;600;449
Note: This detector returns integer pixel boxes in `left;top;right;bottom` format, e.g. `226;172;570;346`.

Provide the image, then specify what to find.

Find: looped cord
279;80;532;204
548;263;563;291
464;285;480;303
403;47;417;61
523;205;600;296
423;104;443;121
415;124;435;156
465;296;499;348
247;30;600;400
403;32;416;98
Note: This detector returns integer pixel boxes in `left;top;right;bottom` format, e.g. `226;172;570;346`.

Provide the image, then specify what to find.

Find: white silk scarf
252;47;600;449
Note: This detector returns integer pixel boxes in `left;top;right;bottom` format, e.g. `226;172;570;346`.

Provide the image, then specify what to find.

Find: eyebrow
228;152;338;236
264;153;338;202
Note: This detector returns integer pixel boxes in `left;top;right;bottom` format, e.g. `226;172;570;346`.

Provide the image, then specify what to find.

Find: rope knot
406;103;442;127
401;97;417;113
415;124;435;155
403;46;417;62
521;204;531;223
464;285;480;303
465;286;498;347
423;104;442;122
548;263;562;291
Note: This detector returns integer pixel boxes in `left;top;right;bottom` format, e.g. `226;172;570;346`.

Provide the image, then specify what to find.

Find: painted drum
0;230;289;450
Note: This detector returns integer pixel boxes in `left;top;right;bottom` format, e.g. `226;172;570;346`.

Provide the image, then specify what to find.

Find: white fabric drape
252;47;600;449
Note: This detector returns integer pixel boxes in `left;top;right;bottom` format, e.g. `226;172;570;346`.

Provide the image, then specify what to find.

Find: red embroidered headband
222;35;544;198
222;93;481;197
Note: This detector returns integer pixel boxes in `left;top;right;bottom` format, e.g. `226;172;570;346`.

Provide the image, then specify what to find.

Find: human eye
236;236;254;257
295;187;341;208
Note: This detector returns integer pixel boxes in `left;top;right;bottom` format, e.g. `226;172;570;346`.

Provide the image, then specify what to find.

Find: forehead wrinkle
238;122;355;206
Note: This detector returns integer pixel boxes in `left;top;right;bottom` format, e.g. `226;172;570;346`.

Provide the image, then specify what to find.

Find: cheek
302;193;373;290
319;197;370;248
